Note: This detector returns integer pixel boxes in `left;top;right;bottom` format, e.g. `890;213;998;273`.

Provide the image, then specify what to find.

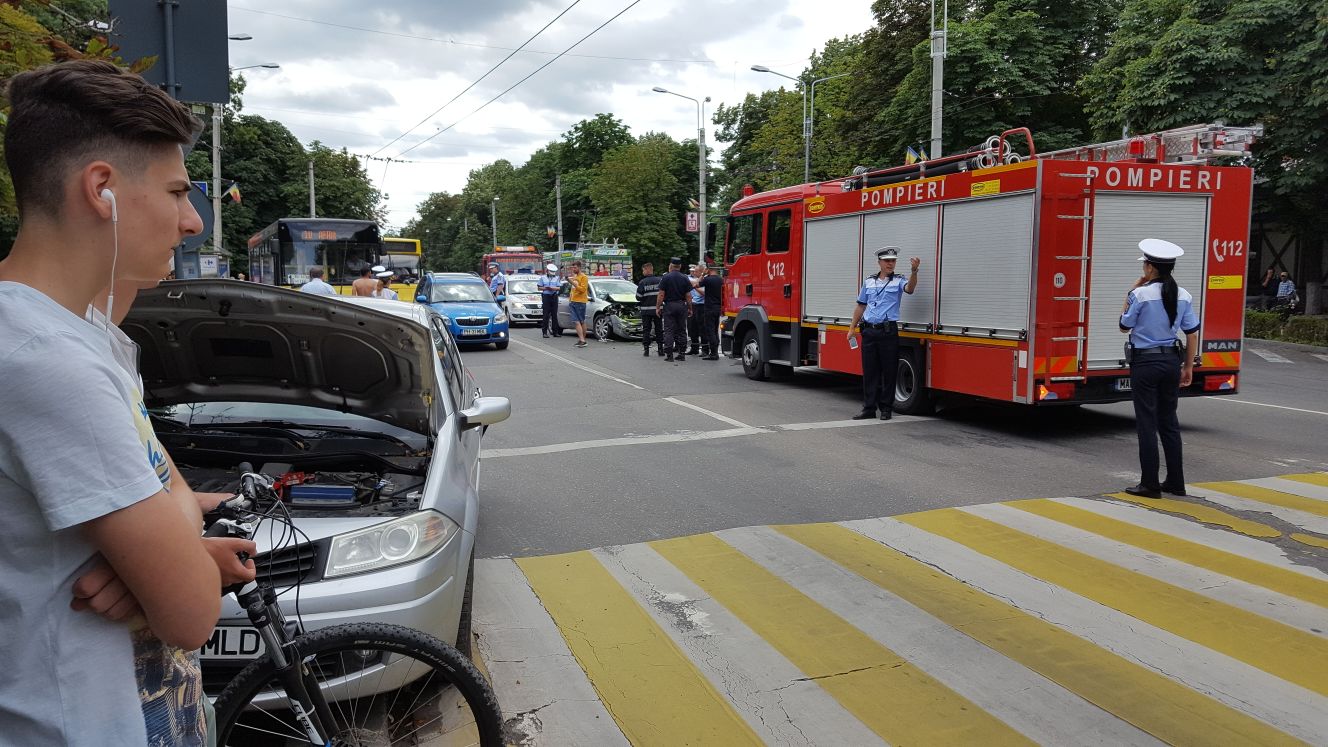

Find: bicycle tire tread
213;621;502;746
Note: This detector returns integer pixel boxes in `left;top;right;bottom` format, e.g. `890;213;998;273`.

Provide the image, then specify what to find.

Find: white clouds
229;0;875;228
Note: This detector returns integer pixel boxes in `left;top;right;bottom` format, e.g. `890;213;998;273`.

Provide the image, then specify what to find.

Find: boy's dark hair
4;60;202;219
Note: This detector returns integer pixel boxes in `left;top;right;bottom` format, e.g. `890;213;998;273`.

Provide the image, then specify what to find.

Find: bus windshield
384;253;420;274
249;219;383;287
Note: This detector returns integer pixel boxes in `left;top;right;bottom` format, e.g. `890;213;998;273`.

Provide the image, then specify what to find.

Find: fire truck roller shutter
802;214;864;322
937;193;1036;336
1085;193;1209;369
862;204;940;329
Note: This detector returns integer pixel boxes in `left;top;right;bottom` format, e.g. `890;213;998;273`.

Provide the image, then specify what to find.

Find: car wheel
894;348;935;415
494;340;509;350
593;313;611;341
456;551;474;659
740;328;767;381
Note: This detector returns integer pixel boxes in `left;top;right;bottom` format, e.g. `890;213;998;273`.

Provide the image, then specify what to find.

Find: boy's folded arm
83;489;221;649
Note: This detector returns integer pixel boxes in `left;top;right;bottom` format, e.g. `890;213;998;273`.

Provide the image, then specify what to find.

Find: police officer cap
371;265;387;273
875;246;901;261
546;263;557;272
1137;238;1184;264
669;256;682;265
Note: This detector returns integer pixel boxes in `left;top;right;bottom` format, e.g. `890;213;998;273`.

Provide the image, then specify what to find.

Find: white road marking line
1314;354;1328;364
774;417;905;431
593;544;886;747
1186;485;1328;535
1207;398;1328;417
846;517;1328;743
510;337;645;390
481;427;767;459
719;526;1162;747
1250;348;1293;363
1049;497;1328;579
965;503;1327;637
472;558;630;746
663;397;753;428
1246;476;1328;502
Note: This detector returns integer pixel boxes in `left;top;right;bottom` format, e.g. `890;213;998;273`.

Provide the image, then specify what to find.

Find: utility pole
491;196;500;251
308;159;316;217
698;99;708;265
555;174;565;252
930;0;948;159
212;105;223;258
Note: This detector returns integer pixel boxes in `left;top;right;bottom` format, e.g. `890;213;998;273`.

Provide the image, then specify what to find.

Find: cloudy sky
224;0;877;229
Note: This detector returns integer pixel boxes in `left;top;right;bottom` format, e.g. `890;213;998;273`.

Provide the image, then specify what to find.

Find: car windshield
509;280;538;294
430;282;493;303
593;279;638;298
151;402;428;449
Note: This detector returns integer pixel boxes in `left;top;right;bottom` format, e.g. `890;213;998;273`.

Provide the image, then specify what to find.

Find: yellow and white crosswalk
473;473;1328;746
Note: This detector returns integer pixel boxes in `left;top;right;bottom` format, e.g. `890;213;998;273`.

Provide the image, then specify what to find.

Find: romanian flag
224;183;242;204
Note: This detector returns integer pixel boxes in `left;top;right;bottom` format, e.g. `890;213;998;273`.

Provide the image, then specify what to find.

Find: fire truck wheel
894;349;934;415
740;328;768;381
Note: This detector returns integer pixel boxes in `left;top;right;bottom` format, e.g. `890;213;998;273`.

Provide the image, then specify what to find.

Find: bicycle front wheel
213;622;503;746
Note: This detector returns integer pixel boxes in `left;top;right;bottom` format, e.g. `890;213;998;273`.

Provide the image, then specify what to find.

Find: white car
123;281;510;696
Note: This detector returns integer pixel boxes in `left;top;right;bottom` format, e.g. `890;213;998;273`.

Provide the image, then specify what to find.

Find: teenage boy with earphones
0;61;224;745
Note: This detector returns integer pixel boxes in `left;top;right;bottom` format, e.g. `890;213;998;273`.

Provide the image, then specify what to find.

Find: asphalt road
465;329;1328;558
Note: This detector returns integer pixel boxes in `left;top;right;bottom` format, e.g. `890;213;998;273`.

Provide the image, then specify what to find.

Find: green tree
558;114;633;244
294;142;385;224
587;133;684;273
401;191;463;271
711;89;788;213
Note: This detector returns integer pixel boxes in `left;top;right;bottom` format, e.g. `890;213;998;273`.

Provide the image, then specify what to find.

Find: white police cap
1137;238;1184;264
371;265;388;273
874;246;901;260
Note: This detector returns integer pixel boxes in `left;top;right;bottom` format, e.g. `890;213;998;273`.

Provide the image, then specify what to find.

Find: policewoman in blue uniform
847;246;920;420
1120;239;1200;498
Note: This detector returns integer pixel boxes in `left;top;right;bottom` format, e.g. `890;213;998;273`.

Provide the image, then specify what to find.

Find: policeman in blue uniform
1120;238;1200;498
847;246;920;419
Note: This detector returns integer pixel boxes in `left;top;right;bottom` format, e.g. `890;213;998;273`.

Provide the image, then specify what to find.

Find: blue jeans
569;301;587;323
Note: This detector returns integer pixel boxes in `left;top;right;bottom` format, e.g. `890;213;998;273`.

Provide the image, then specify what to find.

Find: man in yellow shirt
568;260;590;347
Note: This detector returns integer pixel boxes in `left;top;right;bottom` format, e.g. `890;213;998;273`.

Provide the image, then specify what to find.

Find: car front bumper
451;323;509;343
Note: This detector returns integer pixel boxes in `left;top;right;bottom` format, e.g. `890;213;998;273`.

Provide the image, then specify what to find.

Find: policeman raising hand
847;246;920;420
1119;239;1199;499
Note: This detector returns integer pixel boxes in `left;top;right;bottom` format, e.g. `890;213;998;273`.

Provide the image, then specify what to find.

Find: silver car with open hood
122;280;510;695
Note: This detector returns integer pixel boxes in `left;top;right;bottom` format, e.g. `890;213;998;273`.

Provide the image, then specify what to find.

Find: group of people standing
297;264;399;299
636;257;721;362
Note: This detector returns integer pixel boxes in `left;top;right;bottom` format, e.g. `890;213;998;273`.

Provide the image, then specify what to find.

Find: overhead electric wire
396;0;644;158
372;0;584;157
227;4;713;65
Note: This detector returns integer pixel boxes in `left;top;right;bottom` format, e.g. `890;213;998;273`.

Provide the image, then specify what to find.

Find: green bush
1281;316;1328;346
1244;310;1284;339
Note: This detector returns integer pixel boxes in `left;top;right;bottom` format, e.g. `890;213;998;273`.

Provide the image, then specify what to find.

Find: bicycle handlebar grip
238;461;256;498
203;521;233;538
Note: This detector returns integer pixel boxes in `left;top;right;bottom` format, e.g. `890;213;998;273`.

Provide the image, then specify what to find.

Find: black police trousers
861;326;899;413
660;300;689;356
640;310;662;351
1130;354;1184;489
702;307;721;357
688;303;703;351
541;294;560;335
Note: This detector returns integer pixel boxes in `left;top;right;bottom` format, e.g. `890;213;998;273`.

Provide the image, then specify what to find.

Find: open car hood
605;293;639;305
123;280;437;435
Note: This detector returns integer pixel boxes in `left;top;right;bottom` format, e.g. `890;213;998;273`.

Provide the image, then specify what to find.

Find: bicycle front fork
240;587;337;745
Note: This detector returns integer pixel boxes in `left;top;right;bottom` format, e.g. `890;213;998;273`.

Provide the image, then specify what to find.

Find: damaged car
121;281;510;695
557;277;644;340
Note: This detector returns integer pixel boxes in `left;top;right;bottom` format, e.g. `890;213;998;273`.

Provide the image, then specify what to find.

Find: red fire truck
720;124;1260;413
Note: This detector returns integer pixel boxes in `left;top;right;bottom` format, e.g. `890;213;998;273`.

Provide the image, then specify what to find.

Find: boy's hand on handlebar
71;555;142;621
204;537;258;586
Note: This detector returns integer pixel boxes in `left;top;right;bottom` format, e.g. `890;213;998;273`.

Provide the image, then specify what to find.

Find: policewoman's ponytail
1155;263;1179;326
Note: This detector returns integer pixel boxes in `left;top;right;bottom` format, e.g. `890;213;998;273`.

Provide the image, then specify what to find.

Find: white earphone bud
100;188;118;223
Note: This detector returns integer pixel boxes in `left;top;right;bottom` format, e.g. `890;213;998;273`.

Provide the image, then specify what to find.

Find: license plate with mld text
200;626;265;660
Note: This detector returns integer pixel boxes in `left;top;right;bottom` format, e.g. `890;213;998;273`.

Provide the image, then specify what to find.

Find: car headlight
493;312;508;323
438;315;452;325
325;510;458;578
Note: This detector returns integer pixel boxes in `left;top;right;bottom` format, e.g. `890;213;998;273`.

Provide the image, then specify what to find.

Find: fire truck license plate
1114;378;1133;392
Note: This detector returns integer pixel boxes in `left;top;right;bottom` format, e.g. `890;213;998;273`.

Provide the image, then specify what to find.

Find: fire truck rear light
1204;374;1237;392
1038;385;1057;401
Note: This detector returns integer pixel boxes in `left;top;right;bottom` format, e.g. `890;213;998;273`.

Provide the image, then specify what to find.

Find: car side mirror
495;294;506;303
416;294;428;303
460;396;511;431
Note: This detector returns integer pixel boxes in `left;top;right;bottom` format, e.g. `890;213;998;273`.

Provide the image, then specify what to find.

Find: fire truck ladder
1037;123;1263;165
1048;170;1098;382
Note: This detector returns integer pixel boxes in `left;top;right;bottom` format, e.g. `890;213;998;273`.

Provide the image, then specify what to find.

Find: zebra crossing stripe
1199;480;1328;518
897;508;1328;697
651;532;1032;746
1006;498;1328;608
516;551;763;745
781;521;1311;745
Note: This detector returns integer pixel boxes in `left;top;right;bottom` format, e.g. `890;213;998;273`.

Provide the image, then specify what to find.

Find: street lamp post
752;65;808;184
808;72;851;180
215;61;279;266
652;87;710;264
491;197;500;251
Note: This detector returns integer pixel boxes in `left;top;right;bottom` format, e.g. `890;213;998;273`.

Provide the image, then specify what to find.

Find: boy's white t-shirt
0;282;167;746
